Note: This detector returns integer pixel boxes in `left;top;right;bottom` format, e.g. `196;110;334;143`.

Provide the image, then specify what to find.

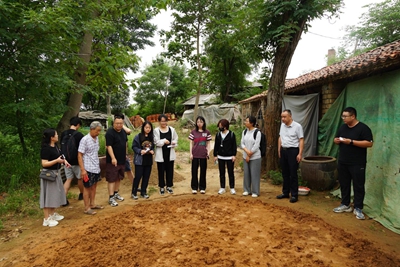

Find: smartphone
83;174;89;182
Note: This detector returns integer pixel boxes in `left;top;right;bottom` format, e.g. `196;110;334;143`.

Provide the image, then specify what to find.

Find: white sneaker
166;187;174;194
192;190;197;194
242;191;249;196
114;192;124;201
230;188;236;195
252;193;258;198
109;197;118;207
43;217;58;227
50;212;64;221
218;188;226;194
200;190;206;194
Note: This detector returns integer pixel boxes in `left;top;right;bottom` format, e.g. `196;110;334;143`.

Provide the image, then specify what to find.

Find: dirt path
0;151;399;267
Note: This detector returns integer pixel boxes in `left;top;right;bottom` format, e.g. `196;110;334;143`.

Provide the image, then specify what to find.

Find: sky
129;0;386;82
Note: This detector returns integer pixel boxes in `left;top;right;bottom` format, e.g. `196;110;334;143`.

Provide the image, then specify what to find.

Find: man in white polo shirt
277;109;304;203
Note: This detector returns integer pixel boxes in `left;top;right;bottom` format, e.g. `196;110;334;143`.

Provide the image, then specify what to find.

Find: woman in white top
153;114;178;195
241;115;262;197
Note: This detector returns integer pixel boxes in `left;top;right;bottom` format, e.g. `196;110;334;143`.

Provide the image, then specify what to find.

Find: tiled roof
239;90;267;104
285;39;400;92
240;39;400;103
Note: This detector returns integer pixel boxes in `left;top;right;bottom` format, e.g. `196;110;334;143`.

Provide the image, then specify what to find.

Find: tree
134;56;196;117
249;0;342;171
56;1;165;134
338;0;400;58
161;0;213;119
80;12;158;113
203;0;260;103
0;0;168;152
0;0;79;153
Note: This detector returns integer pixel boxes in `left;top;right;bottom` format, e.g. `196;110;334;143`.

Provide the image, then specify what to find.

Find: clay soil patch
0;150;400;267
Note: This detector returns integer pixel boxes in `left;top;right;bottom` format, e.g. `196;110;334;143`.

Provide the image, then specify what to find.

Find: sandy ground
0;151;400;267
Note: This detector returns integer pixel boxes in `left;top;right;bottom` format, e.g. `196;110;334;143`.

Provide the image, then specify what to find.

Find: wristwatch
350;139;353;145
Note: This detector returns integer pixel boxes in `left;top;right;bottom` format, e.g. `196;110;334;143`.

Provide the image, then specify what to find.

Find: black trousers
218;159;235;189
338;162;366;209
157;161;174;188
280;148;299;197
132;165;152;195
191;158;207;190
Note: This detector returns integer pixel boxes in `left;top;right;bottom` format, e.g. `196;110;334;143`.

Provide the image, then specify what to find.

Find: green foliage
174;121;191;152
0;1;75;152
203;0;261;102
267;169;307;186
247;0;342;172
344;0;400;53
232;85;264;103
230;124;245;147
0;152;40;192
297;169;308;187
0;186;41;220
330;0;400;62
134;56;196;116
268;170;283;185
326;47;351;66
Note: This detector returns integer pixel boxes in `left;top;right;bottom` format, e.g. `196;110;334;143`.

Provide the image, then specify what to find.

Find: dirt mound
9;197;400;267
1;150;400;267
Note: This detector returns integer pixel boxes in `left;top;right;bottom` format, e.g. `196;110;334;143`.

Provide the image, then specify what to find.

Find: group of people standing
39;114;178;227
189;115;263;198
40;119;103;227
39;106;373;227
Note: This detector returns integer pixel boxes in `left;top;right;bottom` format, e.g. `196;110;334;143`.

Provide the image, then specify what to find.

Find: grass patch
0;185;42;223
148;186;158;195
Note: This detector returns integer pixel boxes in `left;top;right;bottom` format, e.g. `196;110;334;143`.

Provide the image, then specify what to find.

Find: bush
268;170;283;185
298;169;307;186
267;169;308;186
0;152;40;192
0;185;41;222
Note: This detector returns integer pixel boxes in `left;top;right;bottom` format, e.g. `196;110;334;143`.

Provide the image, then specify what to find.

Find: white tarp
182;104;241;125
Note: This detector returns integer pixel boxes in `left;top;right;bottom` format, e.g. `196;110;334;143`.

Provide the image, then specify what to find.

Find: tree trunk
56;32;93;134
106;92;111;116
264;20;306;172
193;29;202;120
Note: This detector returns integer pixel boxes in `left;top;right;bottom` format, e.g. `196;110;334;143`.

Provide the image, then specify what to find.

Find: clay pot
300;156;337;191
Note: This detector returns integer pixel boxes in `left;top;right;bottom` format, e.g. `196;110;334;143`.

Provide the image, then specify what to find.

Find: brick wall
321;83;343;116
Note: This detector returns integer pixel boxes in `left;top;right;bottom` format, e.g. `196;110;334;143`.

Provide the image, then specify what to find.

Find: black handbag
39;169;57;181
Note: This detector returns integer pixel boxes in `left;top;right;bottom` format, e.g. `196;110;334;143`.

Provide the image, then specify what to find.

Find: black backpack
61;131;79;162
244;128;266;157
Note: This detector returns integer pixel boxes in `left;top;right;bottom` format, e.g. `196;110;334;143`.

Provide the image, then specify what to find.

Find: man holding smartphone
78;121;103;215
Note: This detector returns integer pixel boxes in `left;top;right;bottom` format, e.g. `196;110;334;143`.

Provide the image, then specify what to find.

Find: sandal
84;209;97;215
90;205;104;209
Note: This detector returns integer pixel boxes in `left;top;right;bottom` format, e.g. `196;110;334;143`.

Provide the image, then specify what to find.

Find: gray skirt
40;169;67;208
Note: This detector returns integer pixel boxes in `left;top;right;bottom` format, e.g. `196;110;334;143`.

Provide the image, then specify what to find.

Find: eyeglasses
341;115;352;119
